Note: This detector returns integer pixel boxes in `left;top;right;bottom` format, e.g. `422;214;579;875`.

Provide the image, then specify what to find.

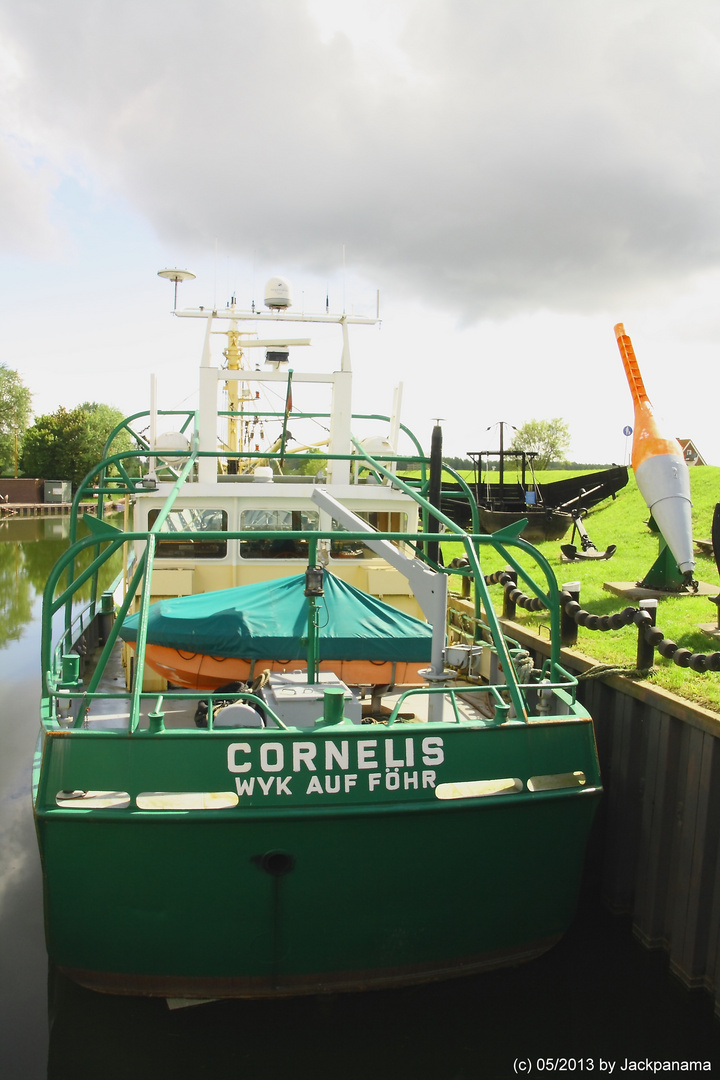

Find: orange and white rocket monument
614;323;695;581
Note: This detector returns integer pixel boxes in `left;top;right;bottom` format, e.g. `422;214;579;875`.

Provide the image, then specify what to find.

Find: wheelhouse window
330;512;409;559
239;509;319;559
148;508;228;558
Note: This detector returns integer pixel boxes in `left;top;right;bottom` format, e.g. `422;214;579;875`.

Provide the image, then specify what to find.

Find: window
239;509;319;559
330;512;408;560
148;508;228;558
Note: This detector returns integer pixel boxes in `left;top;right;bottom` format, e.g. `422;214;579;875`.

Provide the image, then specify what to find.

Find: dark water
1;518;717;1079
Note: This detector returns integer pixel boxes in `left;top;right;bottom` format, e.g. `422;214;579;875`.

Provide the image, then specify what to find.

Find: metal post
502;569;517;620
636;598;658;669
427;423;442;565
561;581;581;648
305;537;323;684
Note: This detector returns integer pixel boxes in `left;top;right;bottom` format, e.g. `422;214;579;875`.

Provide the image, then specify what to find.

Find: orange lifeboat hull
129;643;427;690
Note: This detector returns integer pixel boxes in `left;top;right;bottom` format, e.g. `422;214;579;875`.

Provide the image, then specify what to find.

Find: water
1;518;717;1078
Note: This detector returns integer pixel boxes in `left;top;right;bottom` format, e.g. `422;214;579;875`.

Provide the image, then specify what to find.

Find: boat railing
73;406;480;552
43;525;578;732
49;687;288;733
387;683;512;725
346;434;567;706
43;419;576;732
50;592;113;682
385;673;579;726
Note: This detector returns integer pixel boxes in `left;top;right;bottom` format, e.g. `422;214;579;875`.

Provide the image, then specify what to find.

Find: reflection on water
0;537;34;647
45;900;719;1080
0;516;71;544
0;512;64;649
0;519;717;1078
0;515;121;658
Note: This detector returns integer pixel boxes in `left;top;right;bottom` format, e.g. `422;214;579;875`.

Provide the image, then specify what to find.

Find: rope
576;663;648;680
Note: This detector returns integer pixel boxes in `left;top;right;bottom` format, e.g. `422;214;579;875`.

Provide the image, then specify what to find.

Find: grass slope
442;466;720;713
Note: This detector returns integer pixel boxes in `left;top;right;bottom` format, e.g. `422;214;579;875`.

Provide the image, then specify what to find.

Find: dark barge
440;451;628;542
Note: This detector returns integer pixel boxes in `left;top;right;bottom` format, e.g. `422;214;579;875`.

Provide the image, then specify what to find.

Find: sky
1;0;720;467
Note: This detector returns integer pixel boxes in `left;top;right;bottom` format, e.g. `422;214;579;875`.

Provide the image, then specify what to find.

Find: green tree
510;418;571;470
0;364;32;475
21;403;132;488
80;402;133;473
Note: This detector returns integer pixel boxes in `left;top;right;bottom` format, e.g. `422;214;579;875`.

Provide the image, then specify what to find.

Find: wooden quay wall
448;596;720;1016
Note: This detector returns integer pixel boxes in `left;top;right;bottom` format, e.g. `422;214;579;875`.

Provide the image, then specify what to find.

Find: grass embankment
441;467;720;713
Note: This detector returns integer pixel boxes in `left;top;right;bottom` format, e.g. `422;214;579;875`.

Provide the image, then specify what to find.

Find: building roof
677;439;708;466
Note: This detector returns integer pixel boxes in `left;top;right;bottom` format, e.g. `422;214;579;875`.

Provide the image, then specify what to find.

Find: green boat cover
119;571;432;662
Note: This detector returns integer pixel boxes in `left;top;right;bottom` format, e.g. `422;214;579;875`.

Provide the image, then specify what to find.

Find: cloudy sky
1;0;719;466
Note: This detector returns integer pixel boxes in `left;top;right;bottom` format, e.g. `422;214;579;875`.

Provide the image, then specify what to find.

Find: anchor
561;509;617;562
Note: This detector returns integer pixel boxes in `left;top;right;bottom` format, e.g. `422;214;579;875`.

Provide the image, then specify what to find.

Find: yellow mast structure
219;299;260;473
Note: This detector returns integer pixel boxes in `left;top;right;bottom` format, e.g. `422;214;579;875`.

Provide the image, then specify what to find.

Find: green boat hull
35;717;601;997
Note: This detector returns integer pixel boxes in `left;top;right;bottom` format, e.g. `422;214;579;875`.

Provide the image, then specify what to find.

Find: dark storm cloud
2;0;720;315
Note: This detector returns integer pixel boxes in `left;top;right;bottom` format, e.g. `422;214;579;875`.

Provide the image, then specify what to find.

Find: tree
0;364;32;475
21;403;132;488
510;418;571;470
79;403;133;472
21;407;91;486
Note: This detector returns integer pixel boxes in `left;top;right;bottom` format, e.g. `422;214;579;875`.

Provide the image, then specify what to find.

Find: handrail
44;416;571;734
43;525;577;730
386;683;512;726
346;435;565;721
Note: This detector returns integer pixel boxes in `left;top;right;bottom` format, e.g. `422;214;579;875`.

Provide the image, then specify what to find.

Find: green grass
441;466;720;713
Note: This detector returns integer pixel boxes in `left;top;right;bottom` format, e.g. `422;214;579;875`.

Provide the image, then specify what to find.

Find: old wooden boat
33;274;602;999
438;447;627;542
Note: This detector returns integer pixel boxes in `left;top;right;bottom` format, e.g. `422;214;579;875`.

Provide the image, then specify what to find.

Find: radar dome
264;277;292;310
359;436;395;457
155;431;190;468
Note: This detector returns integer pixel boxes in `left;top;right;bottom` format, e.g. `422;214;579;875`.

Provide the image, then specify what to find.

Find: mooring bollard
60;653;82;688
323;687;346;725
560;581;581;648
636;598;658;669
99;591;115;644
502;569;518;620
148;710;165;734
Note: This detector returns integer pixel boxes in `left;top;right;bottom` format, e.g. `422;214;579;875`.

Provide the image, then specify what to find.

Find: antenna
157;268;196;309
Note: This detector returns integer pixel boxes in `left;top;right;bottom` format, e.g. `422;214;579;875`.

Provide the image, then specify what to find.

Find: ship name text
226;736;444;798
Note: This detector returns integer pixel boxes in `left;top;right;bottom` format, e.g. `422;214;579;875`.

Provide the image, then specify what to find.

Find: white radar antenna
158;268;196;309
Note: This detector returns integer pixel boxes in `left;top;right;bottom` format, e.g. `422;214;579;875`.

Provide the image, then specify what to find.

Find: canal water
1;518;717;1078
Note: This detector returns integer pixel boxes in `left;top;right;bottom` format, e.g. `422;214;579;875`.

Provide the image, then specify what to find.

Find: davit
614;323;695;579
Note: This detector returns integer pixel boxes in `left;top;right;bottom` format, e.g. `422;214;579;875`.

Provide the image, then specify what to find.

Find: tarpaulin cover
119;571;432;661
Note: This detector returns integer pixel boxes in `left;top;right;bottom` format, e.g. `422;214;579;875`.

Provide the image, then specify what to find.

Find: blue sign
623;425;633;437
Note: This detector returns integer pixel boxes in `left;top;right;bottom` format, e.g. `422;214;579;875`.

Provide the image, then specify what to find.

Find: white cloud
0;0;718;462
2;0;720;312
0;136;64;255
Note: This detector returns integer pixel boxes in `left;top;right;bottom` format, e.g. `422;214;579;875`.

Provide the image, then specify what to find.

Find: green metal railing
41;410;576;734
